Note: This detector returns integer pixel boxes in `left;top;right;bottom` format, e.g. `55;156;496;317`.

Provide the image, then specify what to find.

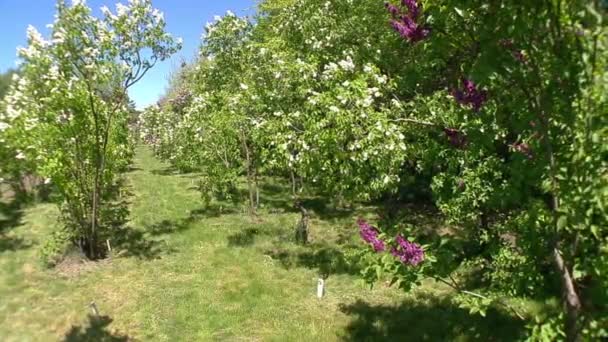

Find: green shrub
38;228;72;268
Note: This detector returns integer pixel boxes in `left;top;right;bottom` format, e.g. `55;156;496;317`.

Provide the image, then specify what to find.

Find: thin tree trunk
536;95;582;341
294;200;309;244
240;131;256;216
90;172;99;259
553;246;582;341
290;169;297;197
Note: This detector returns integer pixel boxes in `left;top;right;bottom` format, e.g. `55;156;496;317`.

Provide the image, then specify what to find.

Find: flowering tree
0;0;180;259
355;1;607;340
137;0;606;338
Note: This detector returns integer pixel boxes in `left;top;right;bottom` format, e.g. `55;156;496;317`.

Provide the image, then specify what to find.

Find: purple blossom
402;0;420;20
443;128;468;149
390;18;429;43
385;0;429;43
452;78;488;112
358;219;386;252
391;235;424;266
384;2;400;17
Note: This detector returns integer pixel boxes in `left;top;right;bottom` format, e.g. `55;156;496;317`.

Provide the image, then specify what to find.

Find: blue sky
0;0;255;109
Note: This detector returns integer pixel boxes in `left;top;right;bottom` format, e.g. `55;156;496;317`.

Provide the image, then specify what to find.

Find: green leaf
557;216;568;231
591;225;600;240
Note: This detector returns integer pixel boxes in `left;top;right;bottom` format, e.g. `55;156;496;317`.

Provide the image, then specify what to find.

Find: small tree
0;0;181;259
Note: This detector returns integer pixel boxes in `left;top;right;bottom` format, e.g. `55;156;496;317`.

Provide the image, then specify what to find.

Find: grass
0;146;528;341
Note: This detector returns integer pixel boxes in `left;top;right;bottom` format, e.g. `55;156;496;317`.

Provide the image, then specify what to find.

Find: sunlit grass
0;146;529;341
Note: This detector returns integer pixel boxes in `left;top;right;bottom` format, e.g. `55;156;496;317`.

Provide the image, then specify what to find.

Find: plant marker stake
317;278;325;298
89;301;99;317
106;239;112;253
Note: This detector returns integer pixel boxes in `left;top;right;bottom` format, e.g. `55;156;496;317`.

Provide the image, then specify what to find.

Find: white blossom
337;56;355;71
116;3;129;16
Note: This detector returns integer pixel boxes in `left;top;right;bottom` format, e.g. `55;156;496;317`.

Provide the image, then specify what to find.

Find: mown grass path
0;146;525;341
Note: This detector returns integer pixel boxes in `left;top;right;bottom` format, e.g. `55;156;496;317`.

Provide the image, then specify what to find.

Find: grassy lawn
0;146;527;341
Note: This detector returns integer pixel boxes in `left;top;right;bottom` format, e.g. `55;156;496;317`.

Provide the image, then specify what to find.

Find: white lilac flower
338;56;355;71
116;3;129;16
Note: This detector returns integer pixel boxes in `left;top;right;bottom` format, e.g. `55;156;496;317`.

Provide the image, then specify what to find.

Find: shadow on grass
145;204;239;236
125;166;142;173
63;315;129;342
150;167;180;176
147;219;192;237
265;244;360;278
301;197;354;221
187;205;242;219
112;227;172;260
227;227;261;247
0;236;31;253
256;185;354;221
150;166;198;177
339;295;526;341
0;194;31;253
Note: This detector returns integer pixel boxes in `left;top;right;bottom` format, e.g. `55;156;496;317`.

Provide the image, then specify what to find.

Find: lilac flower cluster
358;218;386;252
357;219;425;266
385;1;429;43
452;78;488;112
443;128;468;149
391;235;425;266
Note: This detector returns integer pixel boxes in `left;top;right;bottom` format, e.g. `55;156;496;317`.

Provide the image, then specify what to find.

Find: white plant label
317;278;325;298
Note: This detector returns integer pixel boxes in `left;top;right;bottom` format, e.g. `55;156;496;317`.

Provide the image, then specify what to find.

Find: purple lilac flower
385;2;400;17
390;18;429;43
385;0;429;43
402;0;420;20
443;128;468;149
452;78;488;112
391;235;425;266
358;219;386;252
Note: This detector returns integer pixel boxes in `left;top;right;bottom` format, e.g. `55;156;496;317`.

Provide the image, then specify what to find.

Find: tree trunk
553;246;582;341
294;200;309;244
240;132;257;216
290;169;297;197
